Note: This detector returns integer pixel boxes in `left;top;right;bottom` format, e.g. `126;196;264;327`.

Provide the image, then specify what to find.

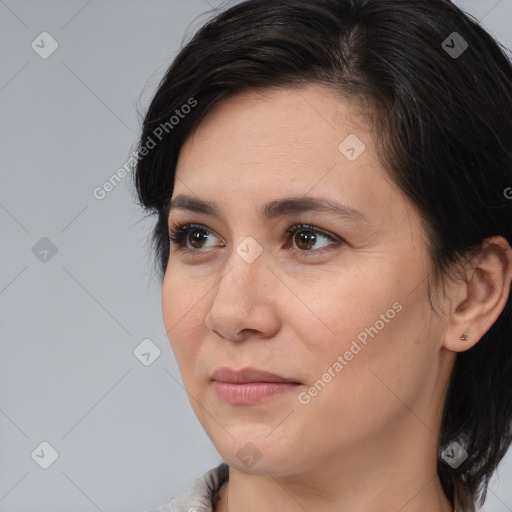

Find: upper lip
211;367;301;384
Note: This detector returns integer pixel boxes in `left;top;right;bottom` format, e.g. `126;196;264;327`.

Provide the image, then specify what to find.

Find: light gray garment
143;463;230;512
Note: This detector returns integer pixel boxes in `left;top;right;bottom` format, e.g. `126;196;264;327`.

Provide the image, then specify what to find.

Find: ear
443;236;512;353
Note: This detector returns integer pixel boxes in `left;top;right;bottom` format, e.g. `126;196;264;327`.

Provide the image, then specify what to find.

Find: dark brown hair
133;1;512;509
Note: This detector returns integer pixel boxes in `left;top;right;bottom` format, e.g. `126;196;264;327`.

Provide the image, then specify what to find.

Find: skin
161;84;512;512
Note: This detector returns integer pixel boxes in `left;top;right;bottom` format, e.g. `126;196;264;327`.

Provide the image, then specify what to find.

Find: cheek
295;281;434;436
283;263;405;359
289;259;433;399
161;268;207;372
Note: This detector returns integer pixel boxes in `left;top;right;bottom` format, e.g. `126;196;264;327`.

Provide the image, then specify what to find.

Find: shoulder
141;462;230;512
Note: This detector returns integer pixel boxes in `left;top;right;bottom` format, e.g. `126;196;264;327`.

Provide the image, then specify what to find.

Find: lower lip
213;381;300;405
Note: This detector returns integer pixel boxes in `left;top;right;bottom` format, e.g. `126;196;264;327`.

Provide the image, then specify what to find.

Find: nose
205;244;280;342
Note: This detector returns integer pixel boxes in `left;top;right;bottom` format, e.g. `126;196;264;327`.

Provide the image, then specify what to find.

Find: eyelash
168;222;342;258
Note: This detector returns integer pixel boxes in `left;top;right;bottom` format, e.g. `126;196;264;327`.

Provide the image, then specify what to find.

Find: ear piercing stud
460;332;468;341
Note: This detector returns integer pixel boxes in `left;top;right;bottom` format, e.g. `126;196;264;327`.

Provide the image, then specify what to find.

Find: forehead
176;85;375;182
174;86;388;221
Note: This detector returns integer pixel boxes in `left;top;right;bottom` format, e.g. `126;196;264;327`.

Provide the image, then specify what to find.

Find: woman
134;1;512;511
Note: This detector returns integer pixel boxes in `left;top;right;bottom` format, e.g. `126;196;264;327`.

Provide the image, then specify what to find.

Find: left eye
285;224;339;253
168;223;340;255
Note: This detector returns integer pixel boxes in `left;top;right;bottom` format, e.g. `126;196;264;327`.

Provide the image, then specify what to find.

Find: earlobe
444;330;475;353
442;236;512;353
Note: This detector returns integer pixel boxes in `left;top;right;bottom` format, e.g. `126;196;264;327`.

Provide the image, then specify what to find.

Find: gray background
0;1;511;511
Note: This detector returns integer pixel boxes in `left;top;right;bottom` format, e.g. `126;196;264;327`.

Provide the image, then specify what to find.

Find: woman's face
162;85;453;477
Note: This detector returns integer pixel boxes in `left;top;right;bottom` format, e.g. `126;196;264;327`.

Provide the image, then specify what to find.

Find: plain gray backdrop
1;1;511;511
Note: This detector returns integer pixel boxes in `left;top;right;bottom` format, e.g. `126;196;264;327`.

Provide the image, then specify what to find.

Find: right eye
168;223;222;252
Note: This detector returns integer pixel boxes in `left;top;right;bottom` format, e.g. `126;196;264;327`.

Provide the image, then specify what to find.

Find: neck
215;415;453;512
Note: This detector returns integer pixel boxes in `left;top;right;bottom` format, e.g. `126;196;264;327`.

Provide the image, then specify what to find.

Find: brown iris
294;230;317;251
189;229;208;249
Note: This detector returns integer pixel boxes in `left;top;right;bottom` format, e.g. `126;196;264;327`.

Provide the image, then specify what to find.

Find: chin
216;437;304;476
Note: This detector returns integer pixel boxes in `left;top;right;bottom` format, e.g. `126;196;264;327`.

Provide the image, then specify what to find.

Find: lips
211;366;301;384
211;367;301;405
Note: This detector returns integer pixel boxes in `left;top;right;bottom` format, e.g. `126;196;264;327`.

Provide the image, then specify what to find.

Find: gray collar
164;462;229;512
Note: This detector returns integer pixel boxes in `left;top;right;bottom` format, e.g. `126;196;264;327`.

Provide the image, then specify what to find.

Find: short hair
133;1;512;509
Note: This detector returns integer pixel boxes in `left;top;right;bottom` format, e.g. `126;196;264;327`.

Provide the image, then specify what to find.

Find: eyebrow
168;194;369;223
